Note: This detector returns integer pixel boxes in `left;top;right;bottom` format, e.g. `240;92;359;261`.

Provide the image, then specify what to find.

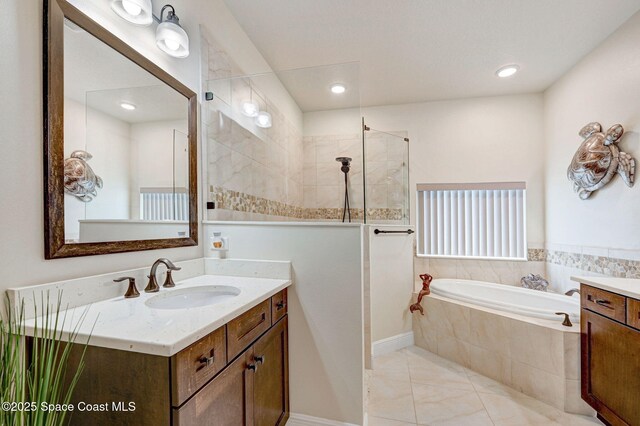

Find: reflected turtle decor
63;150;103;202
567;122;635;200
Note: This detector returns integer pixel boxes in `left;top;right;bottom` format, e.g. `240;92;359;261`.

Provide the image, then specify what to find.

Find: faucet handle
114;277;140;299
163;270;177;288
555;312;573;327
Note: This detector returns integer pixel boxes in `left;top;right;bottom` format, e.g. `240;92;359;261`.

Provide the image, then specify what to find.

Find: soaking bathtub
412;278;593;416
429;278;580;323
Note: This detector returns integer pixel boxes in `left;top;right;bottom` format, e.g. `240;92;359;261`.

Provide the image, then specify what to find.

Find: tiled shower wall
201;29;305;221
302;131;409;223
303;134;364;221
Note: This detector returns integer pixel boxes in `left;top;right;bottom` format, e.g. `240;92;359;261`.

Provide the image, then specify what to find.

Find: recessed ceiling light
120;102;136;111
496;65;519;78
331;84;346;94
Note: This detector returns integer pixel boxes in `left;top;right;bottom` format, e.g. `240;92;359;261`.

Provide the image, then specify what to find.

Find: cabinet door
581;308;640;426
173;351;253;426
252;317;289;426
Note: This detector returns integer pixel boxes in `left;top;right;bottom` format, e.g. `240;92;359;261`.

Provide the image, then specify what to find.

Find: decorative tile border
546;249;640;279
524;248;640;279
527;248;546;262
209;186;404;222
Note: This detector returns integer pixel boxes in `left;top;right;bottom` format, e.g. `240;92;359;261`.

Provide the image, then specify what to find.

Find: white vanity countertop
572;276;640;299
23;274;291;357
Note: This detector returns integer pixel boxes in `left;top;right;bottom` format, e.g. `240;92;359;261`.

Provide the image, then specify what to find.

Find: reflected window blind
416;182;526;259
140;188;189;221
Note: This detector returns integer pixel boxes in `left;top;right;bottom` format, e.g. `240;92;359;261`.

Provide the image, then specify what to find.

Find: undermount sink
145;286;241;310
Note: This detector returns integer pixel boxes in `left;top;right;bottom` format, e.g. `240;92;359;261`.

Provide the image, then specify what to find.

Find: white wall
304;94;546;247
203;223;365;425
368;226;415;342
544;11;640;251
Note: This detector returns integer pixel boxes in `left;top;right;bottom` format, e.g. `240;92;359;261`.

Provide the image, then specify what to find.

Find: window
416;182;526;260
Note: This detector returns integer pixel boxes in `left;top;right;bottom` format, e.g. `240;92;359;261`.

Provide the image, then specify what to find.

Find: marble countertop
23;274;291;357
572;276;640;299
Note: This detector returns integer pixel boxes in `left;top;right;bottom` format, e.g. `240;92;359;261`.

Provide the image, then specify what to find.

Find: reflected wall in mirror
45;0;197;258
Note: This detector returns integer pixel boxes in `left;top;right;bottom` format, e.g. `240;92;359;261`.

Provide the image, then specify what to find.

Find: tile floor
366;346;603;426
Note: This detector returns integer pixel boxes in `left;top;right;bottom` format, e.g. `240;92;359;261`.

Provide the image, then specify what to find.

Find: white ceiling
224;0;640;111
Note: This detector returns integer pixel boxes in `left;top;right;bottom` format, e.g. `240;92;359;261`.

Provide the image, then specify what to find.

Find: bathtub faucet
409;273;433;315
565;288;580;296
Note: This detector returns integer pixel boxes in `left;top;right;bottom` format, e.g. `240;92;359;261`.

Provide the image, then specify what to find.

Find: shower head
336;157;352;174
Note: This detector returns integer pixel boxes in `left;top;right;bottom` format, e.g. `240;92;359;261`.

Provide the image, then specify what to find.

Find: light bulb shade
156;21;190;58
110;0;153;26
241;100;260;117
255;111;272;128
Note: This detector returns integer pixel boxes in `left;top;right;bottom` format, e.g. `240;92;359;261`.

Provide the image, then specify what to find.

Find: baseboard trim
372;331;414;358
286;413;359;426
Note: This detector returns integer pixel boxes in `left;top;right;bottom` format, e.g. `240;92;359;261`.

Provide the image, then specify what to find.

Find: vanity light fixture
241;84;260;118
255;111;272;129
120;102;137;110
331;83;346;94
156;5;190;58
110;0;153;26
496;65;519;78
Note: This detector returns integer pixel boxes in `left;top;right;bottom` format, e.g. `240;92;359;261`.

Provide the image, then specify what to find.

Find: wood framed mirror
44;0;198;259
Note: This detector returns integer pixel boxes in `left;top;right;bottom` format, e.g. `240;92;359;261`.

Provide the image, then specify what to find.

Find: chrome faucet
145;258;181;293
565;288;580;296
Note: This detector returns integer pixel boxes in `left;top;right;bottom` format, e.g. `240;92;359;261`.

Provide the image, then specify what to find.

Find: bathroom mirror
44;0;198;259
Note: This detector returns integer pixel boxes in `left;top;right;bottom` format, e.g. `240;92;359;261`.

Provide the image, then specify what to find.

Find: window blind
416;182;526;259
140;188;189;221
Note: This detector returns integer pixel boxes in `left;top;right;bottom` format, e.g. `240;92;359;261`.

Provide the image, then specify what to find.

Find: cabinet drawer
171;326;227;407
271;289;288;325
173;353;251;426
627;298;640;330
227;300;272;361
581;284;626;323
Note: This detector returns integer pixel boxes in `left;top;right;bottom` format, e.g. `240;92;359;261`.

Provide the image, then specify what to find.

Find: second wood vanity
578;278;640;426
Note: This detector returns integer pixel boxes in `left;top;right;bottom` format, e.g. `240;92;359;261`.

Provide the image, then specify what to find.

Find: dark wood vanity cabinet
173;317;289;426
66;289;289;426
581;285;640;426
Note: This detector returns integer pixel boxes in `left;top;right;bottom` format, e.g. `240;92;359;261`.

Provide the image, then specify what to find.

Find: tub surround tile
563;332;580;381
508;320;564;376
469;310;512;357
467;344;512;386
412;296;589;416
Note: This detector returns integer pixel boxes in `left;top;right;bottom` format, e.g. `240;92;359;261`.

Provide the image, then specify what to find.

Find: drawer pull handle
239;313;267;340
594;299;613;309
254;355;265;365
199;355;215;367
247;363;258;372
276;301;286;310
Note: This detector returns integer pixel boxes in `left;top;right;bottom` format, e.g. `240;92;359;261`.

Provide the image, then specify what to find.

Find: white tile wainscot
412;294;594;416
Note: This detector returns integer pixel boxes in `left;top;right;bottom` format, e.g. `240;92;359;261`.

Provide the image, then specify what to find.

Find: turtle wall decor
63;150;103;202
567;122;635;200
